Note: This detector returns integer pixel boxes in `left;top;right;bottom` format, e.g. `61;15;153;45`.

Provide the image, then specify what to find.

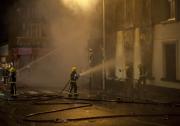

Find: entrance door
164;43;176;81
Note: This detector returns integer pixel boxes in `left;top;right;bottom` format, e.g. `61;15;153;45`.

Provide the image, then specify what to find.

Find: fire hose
1;74;179;106
1;82;180;124
0;79;70;102
1;92;180;107
25;102;92;117
59;79;70;94
22;96;180;124
24;113;180;123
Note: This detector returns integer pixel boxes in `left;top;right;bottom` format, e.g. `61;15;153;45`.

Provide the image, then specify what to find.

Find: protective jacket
70;71;79;83
9;67;16;82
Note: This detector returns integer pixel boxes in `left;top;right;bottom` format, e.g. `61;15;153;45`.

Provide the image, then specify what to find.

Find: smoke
16;0;100;87
61;0;98;14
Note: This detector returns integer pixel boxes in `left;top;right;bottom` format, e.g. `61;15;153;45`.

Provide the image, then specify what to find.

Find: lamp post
89;48;93;93
102;0;106;91
64;0;106;90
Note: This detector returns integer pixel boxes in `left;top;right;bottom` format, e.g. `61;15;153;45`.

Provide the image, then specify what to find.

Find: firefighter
125;64;133;83
2;63;9;85
125;63;133;98
68;67;80;97
137;64;148;99
138;64;147;86
9;62;16;97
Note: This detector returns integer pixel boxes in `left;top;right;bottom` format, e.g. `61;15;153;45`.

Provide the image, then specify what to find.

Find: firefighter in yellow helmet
9;62;16;97
68;67;80;97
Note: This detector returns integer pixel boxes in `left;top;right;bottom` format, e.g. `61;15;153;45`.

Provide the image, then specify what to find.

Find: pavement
0;84;180;126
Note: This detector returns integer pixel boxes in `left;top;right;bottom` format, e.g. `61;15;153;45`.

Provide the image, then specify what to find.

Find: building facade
152;0;180;89
102;0;180;89
105;0;153;80
8;0;51;68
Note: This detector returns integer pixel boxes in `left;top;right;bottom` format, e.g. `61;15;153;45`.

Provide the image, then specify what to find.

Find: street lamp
102;0;106;91
88;48;93;93
62;0;106;90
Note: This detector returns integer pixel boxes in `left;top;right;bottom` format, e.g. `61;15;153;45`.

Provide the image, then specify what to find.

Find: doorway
164;43;176;81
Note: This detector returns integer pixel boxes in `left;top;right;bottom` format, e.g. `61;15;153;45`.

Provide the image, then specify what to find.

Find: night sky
0;0;16;45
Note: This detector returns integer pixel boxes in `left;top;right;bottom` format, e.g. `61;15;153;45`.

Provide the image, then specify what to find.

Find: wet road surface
0;89;180;126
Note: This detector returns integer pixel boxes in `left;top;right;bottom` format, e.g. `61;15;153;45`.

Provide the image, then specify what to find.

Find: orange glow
62;0;98;12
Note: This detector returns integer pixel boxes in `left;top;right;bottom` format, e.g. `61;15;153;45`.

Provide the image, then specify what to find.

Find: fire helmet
72;67;77;71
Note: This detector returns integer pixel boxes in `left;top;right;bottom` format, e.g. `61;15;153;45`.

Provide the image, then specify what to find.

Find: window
168;0;176;19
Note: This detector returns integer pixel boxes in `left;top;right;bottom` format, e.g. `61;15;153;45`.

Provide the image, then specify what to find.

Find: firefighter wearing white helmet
68;66;80;97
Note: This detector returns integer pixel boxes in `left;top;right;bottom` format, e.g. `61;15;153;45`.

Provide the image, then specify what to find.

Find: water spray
80;59;115;76
17;49;57;73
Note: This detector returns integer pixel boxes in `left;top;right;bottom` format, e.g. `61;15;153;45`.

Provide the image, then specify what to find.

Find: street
1;86;180;126
0;0;180;125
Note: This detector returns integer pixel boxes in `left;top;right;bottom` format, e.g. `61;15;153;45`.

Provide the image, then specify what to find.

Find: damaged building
91;0;180;90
